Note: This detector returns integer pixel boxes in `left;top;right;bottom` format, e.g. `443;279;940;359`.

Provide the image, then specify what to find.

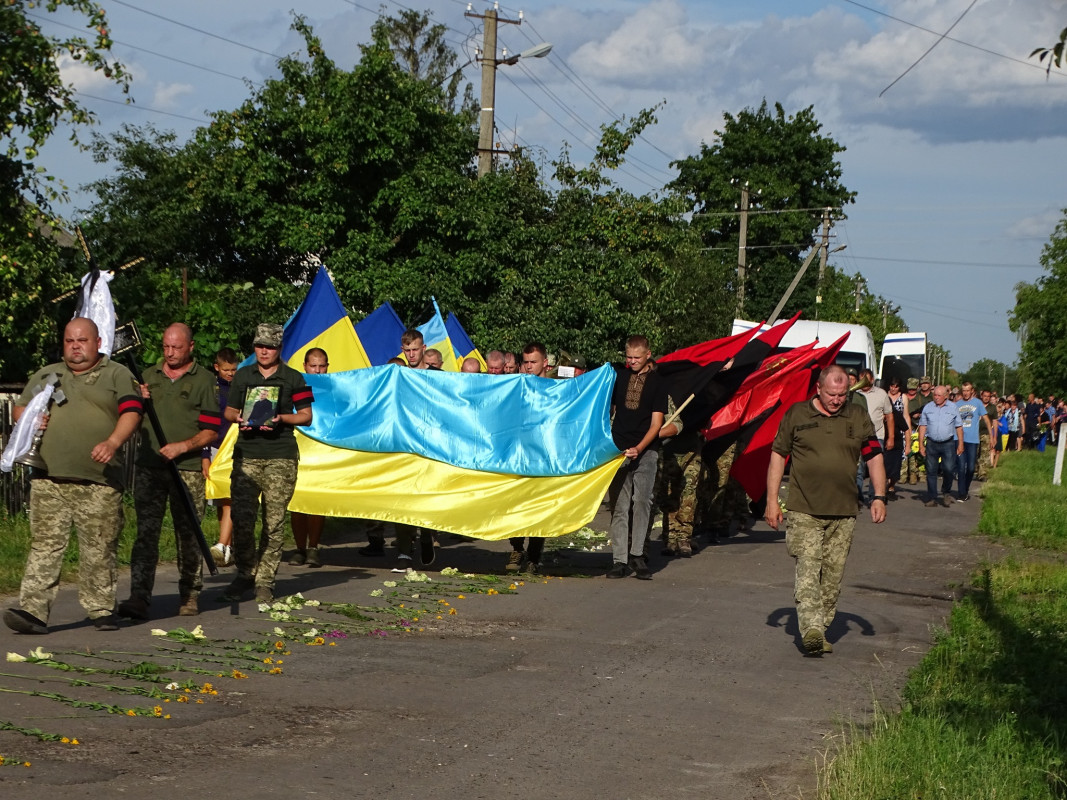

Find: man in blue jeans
918;385;963;508
954;381;992;501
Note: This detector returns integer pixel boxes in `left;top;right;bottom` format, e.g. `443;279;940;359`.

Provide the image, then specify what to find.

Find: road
0;480;995;799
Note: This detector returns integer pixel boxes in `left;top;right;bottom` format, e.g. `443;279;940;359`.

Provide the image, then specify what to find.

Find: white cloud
569;0;717;87
151;82;194;110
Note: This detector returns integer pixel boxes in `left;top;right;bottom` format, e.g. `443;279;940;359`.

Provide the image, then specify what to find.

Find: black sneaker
628;555;652;581
3;608;48;635
956;495;968;502
92;613;120;631
606;561;630;579
117;595;150;620
358;542;385;557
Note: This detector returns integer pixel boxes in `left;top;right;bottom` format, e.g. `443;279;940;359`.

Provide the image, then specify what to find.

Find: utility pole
881;301;889;332
815;207;830;318
467;6;521;177
735;182;749;319
853;276;865;313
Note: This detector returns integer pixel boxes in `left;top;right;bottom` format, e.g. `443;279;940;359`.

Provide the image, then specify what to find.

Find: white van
878;332;927;387
731;318;878;376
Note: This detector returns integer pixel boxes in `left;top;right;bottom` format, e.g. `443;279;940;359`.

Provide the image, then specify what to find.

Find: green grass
817;450;1067;799
977;451;1067;548
0;497;211;596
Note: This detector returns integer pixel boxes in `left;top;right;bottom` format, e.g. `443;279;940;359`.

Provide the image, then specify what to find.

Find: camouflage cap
919;375;932;383
907;377;919;389
253;323;284;348
558;350;588;370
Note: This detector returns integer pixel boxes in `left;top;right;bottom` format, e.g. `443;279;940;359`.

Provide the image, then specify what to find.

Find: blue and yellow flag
445;311;487;371
281;266;369;372
208;365;624;539
353;302;407;367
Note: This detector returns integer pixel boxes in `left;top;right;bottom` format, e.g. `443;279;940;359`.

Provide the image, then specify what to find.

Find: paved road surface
0;480;996;799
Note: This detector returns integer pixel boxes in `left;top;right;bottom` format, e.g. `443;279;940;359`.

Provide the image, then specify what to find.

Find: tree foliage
1;0;128;209
1031;26;1067;75
669;101;856;323
1010;210;1067;397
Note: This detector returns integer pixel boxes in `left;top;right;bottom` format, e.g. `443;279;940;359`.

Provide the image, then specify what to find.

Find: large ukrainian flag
207;269;623;538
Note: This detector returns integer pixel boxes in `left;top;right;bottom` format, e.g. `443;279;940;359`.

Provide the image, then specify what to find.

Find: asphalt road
0;479;996;799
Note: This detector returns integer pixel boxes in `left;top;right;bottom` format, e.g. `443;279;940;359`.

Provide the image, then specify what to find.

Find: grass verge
0;497;209;597
817;450;1067;799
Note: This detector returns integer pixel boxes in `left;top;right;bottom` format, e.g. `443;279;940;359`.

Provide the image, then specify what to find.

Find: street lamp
476;40;552;176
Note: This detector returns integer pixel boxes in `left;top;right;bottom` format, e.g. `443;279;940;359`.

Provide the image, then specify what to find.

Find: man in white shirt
854;369;894;505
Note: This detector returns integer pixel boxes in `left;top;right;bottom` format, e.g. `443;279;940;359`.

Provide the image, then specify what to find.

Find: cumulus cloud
151;82;194;109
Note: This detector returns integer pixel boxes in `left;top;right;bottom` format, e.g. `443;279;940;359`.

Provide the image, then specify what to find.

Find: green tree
669;101;856;323
958;358;1019;396
1010;211;1067;397
373;8;476;117
1;0;128;209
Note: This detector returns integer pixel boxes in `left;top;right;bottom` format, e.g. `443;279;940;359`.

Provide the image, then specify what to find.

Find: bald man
120;323;220;620
5;318;143;634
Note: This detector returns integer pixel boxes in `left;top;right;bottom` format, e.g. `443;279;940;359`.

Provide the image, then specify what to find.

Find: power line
27;11;255;85
75;91;211;124
848;255;1039;269
109;0;285;59
879;0;978;97
840;0;1067;80
495;71;660;193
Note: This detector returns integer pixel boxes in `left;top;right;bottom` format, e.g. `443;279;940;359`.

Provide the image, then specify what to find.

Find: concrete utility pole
735;183;749;319
466;6;521;177
854;276;865;313
815;207;830;316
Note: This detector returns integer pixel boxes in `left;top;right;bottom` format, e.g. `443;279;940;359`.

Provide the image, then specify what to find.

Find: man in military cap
4;318;144;634
904;377;926;485
219;323;314;604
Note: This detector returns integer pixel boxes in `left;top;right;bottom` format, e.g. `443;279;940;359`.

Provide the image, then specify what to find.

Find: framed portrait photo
243;385;280;428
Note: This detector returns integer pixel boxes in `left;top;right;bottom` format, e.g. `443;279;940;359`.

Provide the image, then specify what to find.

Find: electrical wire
75;91;211;124
108;0;286;59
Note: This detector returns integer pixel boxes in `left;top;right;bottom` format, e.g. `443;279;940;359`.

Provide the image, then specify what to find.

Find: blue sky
31;0;1067;374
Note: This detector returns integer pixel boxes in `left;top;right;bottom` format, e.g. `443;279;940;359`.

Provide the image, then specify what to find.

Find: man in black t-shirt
606;335;667;580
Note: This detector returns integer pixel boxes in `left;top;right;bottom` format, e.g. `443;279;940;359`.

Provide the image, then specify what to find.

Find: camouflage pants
905;432;925;482
977;433;991;480
785;511;856;634
656;448;703;547
231;458;297;593
130;466;205;603
22;478;124;623
706;442;748;529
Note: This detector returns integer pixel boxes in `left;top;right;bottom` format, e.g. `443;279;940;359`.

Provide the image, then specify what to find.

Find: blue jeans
925;440;957;500
957;442;979;498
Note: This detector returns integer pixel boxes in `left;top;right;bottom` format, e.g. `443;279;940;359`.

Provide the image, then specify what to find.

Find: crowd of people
1;317;1058;659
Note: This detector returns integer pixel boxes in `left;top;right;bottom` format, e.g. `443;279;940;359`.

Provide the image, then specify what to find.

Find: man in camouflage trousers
705;440;749;540
765;365;887;657
4;318;143;635
119;323;220;620
654;399;701;557
220;323;314;604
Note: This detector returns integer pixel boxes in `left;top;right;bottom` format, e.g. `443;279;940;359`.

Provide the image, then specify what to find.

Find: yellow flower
269;667;283;674
412;617;419;622
195;699;204;704
153;706;163;717
126;710;136;717
70;739;79;746
328;641;337;646
177;696;189;703
448;608;457;616
517;581;525;586
508;584;517;590
438;600;449;605
276;660;283;665
263;657;273;664
436;615;442;620
61;737;70;744
231;670;248;680
163;698;170;703
275;641;285;649
164;715;171;720
457;594;465;599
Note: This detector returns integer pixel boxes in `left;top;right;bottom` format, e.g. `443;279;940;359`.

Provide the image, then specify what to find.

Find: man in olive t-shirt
219;323;313;604
765;365;887;657
120;323;220;620
4;318;143;635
